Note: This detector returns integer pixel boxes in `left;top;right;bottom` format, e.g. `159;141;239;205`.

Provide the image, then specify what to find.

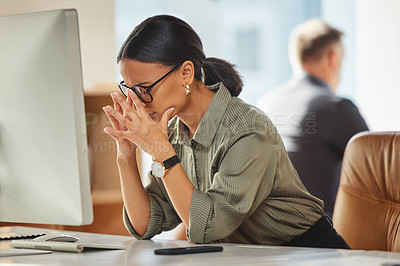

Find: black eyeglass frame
118;65;179;103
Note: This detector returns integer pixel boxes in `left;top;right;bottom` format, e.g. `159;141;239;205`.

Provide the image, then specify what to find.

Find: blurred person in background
257;18;369;218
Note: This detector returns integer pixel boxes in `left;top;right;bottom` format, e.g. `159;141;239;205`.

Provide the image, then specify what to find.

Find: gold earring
185;85;191;95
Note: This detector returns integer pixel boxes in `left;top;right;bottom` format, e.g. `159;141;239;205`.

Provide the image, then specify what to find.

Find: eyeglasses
118;65;179;103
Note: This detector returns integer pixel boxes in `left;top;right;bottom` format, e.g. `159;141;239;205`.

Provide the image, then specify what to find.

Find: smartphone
154;245;223;255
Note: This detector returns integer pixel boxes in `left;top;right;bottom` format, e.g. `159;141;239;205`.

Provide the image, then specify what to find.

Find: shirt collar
304;74;331;90
170;82;231;147
292;72;331;91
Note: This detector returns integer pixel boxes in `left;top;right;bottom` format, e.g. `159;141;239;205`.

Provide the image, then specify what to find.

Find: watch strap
163;155;180;170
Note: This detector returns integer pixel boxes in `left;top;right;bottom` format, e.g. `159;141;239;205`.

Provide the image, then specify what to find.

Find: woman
103;15;349;249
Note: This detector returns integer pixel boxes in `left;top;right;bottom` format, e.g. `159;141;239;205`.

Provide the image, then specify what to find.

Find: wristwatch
151;155;180;178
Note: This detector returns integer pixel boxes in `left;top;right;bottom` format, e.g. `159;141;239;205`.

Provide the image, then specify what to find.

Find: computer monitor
0;9;93;226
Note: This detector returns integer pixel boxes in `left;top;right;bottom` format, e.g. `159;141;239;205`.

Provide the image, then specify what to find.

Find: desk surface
1;226;400;266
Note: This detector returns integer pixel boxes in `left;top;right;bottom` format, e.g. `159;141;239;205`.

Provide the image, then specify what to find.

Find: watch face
151;161;165;178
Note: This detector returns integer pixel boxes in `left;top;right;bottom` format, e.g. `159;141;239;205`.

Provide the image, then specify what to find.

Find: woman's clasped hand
103;89;175;159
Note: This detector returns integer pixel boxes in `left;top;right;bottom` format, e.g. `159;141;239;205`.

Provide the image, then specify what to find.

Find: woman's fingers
128;90;149;118
112;93;123;114
103;126;118;138
111;91;150;123
124;93;134;122
103;105;131;127
103;106;121;129
126;91;134;108
104;91;171;156
160;107;175;133
112;92;140;121
110;93;130;129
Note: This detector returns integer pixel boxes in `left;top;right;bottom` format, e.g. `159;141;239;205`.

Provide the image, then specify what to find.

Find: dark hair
117;15;242;96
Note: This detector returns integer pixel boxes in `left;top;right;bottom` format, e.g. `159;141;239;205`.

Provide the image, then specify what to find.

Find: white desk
1;226;400;265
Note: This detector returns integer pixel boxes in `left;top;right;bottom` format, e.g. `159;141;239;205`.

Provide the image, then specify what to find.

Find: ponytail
202;57;243;97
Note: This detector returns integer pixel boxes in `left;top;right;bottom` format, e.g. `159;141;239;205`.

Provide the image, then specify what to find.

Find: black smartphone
154;245;223;255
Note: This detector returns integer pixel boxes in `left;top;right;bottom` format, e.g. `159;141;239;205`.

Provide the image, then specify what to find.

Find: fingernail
128;90;137;99
114;92;123;100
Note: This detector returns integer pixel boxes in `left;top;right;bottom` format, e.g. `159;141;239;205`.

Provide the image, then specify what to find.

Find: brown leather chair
332;131;400;252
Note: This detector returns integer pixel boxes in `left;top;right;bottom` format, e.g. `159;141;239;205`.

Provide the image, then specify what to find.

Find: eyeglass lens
134;87;151;102
119;84;152;103
118;64;179;103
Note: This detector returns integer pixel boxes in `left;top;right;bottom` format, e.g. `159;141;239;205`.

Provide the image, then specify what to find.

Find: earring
185;85;191;95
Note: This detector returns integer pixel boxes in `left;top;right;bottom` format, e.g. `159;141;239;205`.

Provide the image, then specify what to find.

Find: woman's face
119;59;190;122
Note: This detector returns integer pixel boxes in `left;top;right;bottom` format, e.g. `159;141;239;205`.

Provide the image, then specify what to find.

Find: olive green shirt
124;82;324;245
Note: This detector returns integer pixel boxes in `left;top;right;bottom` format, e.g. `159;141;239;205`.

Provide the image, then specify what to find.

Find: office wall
355;0;400;130
0;0;116;91
322;0;356;101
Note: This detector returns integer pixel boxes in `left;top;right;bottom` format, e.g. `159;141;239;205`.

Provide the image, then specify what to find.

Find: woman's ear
179;60;195;86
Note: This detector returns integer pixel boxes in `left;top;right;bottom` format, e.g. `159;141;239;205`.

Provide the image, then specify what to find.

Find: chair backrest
332;131;400;252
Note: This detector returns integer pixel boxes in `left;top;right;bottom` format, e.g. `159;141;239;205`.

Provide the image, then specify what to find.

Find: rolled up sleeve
123;173;182;239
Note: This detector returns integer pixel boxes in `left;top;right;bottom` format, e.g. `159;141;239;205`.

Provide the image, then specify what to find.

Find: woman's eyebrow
133;82;150;87
131;79;153;87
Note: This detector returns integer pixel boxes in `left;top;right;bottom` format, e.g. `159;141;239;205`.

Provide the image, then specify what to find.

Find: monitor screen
0;9;93;225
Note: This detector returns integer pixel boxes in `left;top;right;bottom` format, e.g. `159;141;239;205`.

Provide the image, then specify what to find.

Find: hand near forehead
103;90;175;159
102;91;137;158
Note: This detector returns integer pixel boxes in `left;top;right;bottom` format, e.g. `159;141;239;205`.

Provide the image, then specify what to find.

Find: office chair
332;131;400;252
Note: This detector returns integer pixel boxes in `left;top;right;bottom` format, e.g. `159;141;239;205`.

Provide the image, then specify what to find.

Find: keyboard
0;248;51;257
11;239;125;253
